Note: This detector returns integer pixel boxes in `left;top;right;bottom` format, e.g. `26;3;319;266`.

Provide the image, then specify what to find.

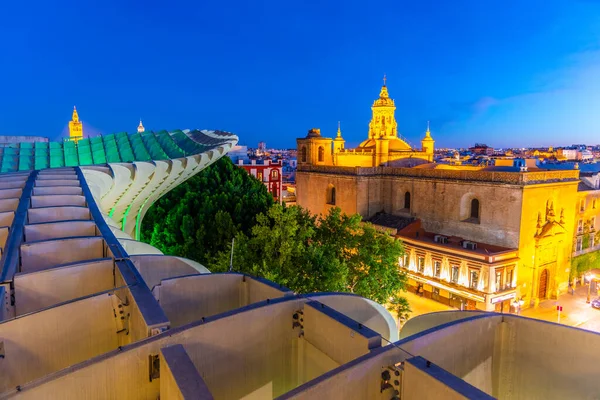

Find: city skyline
1;1;600;148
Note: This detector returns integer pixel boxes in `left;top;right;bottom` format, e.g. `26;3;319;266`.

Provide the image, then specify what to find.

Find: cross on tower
383;74;387;86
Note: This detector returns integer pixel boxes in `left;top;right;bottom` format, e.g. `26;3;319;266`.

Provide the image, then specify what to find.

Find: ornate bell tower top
68;106;84;143
137;119;145;133
72;106;80;123
372;75;395;108
368;75;398;140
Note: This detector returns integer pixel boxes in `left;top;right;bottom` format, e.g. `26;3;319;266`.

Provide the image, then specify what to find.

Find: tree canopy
141;157;274;265
213;205;409;305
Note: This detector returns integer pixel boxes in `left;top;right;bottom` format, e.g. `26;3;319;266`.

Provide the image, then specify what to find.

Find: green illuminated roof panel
0;130;233;173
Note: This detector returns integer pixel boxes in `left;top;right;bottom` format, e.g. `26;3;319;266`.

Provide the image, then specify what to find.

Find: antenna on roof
229;238;235;272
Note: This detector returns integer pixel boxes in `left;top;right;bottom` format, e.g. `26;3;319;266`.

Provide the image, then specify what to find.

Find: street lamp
587;272;592;304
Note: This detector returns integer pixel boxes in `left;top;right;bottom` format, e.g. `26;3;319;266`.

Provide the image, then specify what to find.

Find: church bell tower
68;106;84;143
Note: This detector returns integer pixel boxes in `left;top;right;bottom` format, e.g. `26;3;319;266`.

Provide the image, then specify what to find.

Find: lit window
418;257;425;273
470;270;479;290
506;270;514;288
495;271;502;291
576;237;583;252
272;170;279;179
451;265;459;283
401;254;408;268
257;172;263;181
434;261;441;278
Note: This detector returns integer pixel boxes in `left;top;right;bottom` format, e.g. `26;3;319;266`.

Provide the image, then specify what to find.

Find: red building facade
236;159;283;203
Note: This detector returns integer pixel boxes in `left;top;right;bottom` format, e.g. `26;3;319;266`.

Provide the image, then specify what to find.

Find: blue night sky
1;1;599;149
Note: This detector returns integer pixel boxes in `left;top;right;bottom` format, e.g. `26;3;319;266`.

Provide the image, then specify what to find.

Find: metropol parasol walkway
0;129;598;399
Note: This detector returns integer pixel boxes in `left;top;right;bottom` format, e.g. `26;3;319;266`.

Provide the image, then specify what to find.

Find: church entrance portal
539;269;549;299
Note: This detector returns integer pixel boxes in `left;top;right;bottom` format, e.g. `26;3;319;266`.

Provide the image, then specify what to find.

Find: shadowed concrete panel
280;346;409;400
0;211;14;227
158;274;290;328
160;344;214;400
403;356;493;400
303;302;381;365
246;276;292;305
311;294;399;342
30;195;86;208
34;179;80;187
0;286;5;321
0;198;19;213
0;226;8;250
159;274;243;328
20;236;105;273
12;299;304;400
33;186;82;196
24;220;97;242
36;174;78;181
0;188;22;200
13;258;115;315
27;206;90;223
130;254;209;290
494;316;600;399
400;311;486;340
0;293;118;393
400;315;501;396
0;180;26;190
118;239;162;255
38;169;77;175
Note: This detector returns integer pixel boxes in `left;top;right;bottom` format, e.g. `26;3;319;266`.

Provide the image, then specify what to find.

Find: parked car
591;298;600;309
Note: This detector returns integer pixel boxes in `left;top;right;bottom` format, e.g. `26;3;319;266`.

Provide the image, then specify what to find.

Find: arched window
318;146;325;162
272;169;279;180
404;191;411;210
470;198;480;220
301;147;307;163
327;185;336;205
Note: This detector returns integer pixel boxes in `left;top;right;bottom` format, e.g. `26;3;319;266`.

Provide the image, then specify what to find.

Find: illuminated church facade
297;78;434;168
297;79;598;313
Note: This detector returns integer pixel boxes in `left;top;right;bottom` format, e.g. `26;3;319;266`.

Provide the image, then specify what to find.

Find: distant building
228;145;250;163
468;143;494;156
0;135;48;147
68;106;84;143
258;141;266;152
137;119;145;133
237;159;283;203
579;149;593;161
558;148;578;160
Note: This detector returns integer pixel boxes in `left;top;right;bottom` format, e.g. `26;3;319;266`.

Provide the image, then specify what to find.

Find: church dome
357;137;412;151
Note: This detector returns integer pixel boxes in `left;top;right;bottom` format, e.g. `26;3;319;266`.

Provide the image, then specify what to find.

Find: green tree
141;157;274;266
217;205;409;306
387;295;412;329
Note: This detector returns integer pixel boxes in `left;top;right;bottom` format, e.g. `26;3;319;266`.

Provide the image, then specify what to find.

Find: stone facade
297;163;582;309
